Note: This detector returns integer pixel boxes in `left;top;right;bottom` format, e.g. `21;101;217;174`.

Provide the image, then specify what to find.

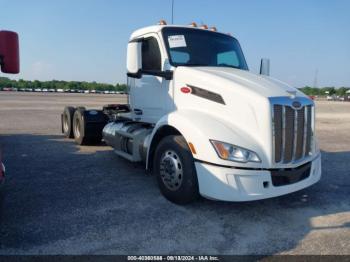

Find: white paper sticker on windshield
168;35;187;48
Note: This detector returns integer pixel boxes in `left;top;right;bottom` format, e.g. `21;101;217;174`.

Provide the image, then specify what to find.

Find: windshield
162;27;248;70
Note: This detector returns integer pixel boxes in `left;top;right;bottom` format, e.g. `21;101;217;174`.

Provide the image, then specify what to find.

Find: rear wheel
73;109;88;145
62;106;75;138
76;106;86;112
153;135;199;204
73;109;105;145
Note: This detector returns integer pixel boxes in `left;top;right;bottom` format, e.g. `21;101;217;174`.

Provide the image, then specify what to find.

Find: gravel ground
0;92;349;255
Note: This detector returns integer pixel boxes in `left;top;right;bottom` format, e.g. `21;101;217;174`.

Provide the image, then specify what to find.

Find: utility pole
171;0;174;24
313;69;318;88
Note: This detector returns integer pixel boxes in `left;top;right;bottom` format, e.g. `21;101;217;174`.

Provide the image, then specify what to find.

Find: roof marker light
210;27;217;32
158;20;167;25
200;24;208;29
189;22;197;27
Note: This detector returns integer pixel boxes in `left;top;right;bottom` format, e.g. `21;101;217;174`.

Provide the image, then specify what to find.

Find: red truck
0;30;20;185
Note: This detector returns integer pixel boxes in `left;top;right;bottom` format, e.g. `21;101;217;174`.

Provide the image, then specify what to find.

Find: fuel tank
103;121;153;162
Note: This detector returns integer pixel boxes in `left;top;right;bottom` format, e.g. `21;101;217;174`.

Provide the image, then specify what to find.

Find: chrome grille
284;106;295;162
272;99;313;164
295;107;305;160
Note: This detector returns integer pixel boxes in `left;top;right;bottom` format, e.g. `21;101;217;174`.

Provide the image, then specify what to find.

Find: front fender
147;109;268;169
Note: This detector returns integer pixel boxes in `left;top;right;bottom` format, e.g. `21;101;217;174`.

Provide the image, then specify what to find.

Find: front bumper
195;154;321;202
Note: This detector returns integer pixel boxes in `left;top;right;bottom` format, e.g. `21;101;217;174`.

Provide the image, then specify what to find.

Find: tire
153;135;199;204
73;108;90;145
73;109;105;145
76;106;86;112
62;106;75;138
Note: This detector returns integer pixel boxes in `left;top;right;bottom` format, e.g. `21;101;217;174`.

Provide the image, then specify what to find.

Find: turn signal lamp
211;141;229;159
188;142;197;155
158;20;167;25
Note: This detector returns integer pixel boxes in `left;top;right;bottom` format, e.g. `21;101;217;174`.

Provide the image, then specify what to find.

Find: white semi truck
61;22;321;204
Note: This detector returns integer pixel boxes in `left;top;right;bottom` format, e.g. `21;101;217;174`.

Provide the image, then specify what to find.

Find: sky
1;0;349;87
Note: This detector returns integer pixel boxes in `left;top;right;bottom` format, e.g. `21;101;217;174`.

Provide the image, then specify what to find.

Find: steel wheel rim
74;118;80;138
160;150;183;191
63;114;69;132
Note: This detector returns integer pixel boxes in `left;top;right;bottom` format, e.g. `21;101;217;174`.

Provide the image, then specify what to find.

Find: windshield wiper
179;63;210;67
217;63;240;69
178;63;240;68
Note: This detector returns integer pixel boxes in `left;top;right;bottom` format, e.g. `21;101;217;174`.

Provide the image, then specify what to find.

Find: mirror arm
127;70;173;80
127;70;142;79
141;69;173;80
162;70;173;81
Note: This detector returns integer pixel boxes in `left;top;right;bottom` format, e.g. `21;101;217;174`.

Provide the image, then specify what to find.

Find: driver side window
142;37;161;71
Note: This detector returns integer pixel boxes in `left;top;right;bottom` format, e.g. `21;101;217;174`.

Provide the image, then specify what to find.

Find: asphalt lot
0;92;349;255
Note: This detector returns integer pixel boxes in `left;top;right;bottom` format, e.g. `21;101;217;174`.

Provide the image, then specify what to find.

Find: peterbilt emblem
292;101;302;109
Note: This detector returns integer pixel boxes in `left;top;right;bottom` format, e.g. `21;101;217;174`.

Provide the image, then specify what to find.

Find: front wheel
153;135;199;204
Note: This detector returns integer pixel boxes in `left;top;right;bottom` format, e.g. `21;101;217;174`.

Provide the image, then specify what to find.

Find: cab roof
129;25;230;41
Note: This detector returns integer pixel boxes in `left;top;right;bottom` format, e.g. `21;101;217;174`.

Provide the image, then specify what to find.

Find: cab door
129;34;171;124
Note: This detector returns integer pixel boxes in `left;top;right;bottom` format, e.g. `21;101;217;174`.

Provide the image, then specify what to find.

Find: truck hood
174;66;310;166
180;66;305;98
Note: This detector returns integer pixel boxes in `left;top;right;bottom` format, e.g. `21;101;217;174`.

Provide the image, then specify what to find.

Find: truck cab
62;22;321;204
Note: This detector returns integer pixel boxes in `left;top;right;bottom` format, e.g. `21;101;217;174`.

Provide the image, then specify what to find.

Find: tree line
0;77;349;96
298;86;349;96
0;77;127;92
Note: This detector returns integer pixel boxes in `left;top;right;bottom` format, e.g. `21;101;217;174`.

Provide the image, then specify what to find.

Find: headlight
210;140;261;163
